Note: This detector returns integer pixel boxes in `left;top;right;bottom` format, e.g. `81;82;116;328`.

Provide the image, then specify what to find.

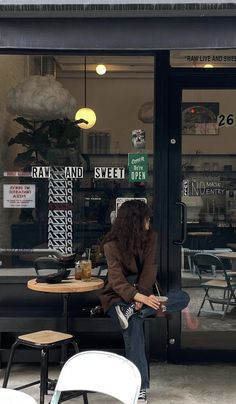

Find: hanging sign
64;167;83;178
94;167;125;179
31;166;50;178
3;184;35;208
128;153;148;182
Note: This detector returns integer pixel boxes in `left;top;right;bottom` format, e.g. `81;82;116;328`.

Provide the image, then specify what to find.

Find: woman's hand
143;294;161;310
134;293;161;310
135;302;143;310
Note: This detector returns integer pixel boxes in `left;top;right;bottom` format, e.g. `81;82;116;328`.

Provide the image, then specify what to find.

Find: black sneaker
115;303;136;329
138;389;147;403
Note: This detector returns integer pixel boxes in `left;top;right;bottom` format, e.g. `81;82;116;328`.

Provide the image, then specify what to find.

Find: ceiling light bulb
96;64;107;75
75;107;96;130
204;64;214;68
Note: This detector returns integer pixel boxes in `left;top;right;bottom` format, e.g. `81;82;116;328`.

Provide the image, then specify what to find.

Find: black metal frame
1;8;236;361
167;67;236;362
2;336;80;404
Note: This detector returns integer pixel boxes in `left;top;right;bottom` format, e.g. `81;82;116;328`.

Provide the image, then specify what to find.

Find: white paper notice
3;184;36;208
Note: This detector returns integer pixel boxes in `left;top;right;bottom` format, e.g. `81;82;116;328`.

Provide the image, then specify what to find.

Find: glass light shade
96;64;107;75
75;107;96;129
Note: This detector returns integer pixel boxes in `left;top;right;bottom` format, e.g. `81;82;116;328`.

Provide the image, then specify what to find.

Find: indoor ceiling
54;55;154;76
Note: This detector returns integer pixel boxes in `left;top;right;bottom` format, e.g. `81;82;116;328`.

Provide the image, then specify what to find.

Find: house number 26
218;113;235;127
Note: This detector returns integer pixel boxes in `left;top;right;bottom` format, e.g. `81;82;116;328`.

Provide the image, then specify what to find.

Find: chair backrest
0;388;37;404
193;253;231;281
51;350;141;404
193;253;224;270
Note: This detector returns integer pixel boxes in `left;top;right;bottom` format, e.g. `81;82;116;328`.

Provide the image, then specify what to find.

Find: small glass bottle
75;261;81;280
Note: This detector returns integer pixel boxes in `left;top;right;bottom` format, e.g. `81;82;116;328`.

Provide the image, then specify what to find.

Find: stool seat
18;330;73;345
3;329;79;404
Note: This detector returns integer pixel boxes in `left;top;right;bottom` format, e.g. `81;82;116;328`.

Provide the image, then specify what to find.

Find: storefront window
0;55;154;270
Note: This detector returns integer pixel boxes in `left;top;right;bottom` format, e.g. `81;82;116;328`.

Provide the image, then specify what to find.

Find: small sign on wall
3;184;35;208
128;153;148;182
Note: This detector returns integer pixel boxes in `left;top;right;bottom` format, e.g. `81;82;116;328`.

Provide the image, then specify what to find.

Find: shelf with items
182;155;236;228
182;154;236;173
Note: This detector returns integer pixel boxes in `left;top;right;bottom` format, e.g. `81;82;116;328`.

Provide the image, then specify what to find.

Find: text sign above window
171;50;236;68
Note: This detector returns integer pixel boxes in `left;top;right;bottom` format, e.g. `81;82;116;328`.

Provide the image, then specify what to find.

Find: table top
27;277;104;293
215;252;236;260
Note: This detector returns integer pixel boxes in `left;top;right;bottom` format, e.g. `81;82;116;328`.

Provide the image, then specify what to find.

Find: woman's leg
107;304;149;389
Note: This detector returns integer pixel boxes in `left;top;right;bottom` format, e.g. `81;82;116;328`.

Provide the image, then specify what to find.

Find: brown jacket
100;232;158;312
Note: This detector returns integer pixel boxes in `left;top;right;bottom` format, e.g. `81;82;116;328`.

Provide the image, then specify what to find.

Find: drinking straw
88;248;91;260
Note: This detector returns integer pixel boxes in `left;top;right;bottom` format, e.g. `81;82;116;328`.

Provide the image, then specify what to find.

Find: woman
100;200;161;404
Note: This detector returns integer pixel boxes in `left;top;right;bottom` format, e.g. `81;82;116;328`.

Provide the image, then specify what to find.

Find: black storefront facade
1;1;236;364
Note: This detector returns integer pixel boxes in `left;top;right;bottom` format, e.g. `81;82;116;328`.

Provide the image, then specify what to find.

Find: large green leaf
14;117;35;130
14;149;35;166
8;132;33;147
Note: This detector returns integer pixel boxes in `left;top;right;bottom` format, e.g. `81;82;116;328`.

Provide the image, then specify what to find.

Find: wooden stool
2;330;79;404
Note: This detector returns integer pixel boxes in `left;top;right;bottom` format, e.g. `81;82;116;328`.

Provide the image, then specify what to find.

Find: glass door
182;88;236;354
168;74;236;361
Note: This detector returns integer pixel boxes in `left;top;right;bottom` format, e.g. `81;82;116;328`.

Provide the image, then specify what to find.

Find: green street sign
128;153;148;182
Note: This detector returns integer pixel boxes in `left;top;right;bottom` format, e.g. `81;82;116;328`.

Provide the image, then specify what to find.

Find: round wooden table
28;277;104;333
28;277;104;364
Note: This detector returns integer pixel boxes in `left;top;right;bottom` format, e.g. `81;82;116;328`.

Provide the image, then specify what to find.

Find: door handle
173;201;187;245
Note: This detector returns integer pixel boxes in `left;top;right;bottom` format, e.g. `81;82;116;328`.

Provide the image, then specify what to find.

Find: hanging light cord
84;56;87;107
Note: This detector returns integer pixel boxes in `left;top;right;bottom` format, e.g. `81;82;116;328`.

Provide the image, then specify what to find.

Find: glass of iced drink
80;259;92;281
157;296;168;313
75;262;82;280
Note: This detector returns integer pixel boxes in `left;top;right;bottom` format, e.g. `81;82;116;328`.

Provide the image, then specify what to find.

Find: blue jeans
107;303;151;389
107;290;190;389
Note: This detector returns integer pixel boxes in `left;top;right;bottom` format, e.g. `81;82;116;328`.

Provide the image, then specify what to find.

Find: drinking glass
80;259;92;281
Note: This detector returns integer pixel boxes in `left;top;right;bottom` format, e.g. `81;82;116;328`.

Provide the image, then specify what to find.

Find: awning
0;1;236;18
1;1;236;50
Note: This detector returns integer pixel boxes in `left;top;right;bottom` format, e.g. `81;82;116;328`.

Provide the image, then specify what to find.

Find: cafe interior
0;51;236;381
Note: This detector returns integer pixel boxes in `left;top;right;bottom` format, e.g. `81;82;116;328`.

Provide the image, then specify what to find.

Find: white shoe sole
115;305;128;329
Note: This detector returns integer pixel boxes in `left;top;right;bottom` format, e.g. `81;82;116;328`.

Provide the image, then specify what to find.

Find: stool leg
83;392;89;404
2;340;20;387
70;340;79;354
0;332;2;369
40;348;48;404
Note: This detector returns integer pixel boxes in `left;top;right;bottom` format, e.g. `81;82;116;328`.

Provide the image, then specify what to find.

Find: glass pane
181;89;236;350
0;55;154;276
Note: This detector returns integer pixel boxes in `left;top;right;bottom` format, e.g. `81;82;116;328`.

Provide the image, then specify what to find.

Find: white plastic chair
51;350;141;404
0;388;37;404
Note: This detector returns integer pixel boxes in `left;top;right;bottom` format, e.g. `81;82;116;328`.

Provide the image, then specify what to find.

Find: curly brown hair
102;200;152;260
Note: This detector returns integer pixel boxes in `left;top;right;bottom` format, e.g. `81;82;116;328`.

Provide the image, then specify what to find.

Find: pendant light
75;56;96;130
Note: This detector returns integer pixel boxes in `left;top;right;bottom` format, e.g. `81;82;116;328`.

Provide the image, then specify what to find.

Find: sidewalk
1;361;236;403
